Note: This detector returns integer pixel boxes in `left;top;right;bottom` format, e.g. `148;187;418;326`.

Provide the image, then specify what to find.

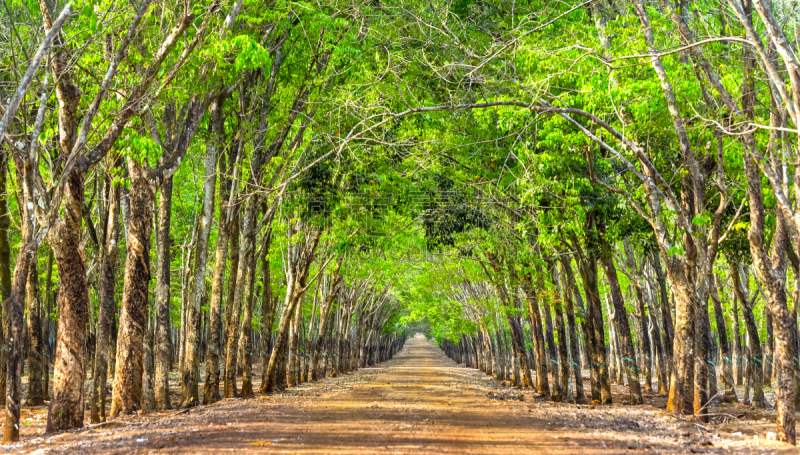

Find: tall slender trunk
143;308;156;411
731;264;766;407
598;246;643;405
259;251;277;389
239;253;258;396
222;210;242;398
710;274;737;402
0;148;10;407
540;295;561;397
110;163;156;416
575;248;612;404
181;110;218;406
651;252;674;364
309;291;339;382
763;305;774;386
91;183;120;422
559;257;587;403
732;285;743;385
694;285;712;421
203;208;230;404
288;300;303;386
42;250;53;402
550;263;570;400
742;145;795;442
47;170;89;432
154;177;174;410
26;251;44;405
3;242;33;442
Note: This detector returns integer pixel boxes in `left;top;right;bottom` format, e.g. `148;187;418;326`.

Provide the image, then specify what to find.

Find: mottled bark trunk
0;148;10;407
731;264;765;407
576;252;612;404
742;146;795;441
732;289;743;385
598;251;642;405
651;252;674;363
710;274;737;402
239;255;258;396
540;299;561;397
559;257;587;403
26;251;44;406
110;164;155;416
181;127;217;407
91;184;120;422
550;264;570;399
310;294;337;382
664;265;696;415
154;177;173;410
143;310;156;411
763;305;774;386
3;244;32;443
47;171;89;432
203;214;229;404
521;278;549;396
694;289;712;421
288;300;303;386
223;209;245;398
264;289;303;392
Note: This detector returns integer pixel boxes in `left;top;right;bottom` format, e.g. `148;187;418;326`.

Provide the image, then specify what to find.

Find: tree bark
575;244;612;404
559;256;588;403
521;275;549;396
203;199;230;404
222;211;242;398
598;248;642;405
154;177;173;410
47;170;89;433
26;251;44;406
0;147;10;407
731;263;766;407
710;274;737;402
110;163;156;416
181;103;219;406
91;183;120;422
550;262;571;400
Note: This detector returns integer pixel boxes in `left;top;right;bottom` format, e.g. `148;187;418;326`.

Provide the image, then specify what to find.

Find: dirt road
5;334;794;454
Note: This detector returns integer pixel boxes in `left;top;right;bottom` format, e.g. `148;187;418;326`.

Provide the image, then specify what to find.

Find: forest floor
2;335;796;454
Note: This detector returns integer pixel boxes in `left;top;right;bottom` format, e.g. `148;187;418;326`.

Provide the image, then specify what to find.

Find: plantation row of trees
2;0;800;448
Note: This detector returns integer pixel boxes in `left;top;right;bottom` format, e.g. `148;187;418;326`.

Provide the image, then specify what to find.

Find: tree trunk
110;163;156;416
550;263;571;400
47;170;89;432
203;209;229;404
0;147;10;408
239;253;258;396
181;121;218;407
91;183;120;422
732;286;743;385
222;209;245;398
598;250;642;404
576;249;612;404
559;257;588;403
143;309;156;411
731;264;766;407
763;305;774;386
710;274;737;402
154;177;174;410
26;251;44;406
3;244;33;442
259;253;278;389
742;145;795;441
651;252;674;363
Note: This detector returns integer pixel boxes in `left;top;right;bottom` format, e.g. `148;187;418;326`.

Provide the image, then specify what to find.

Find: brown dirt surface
2;334;797;454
